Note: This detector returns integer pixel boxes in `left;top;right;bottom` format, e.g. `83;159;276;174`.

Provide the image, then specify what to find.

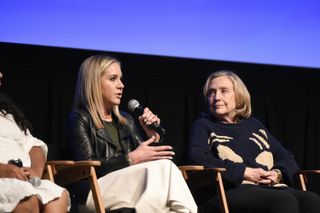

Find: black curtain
1;42;320;194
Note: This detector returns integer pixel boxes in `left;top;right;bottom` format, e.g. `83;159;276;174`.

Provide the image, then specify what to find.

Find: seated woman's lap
84;160;197;213
226;185;320;213
283;187;320;213
227;185;299;213
200;184;320;213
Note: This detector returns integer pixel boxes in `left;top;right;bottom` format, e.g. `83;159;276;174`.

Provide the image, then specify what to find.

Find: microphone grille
128;99;140;112
28;176;41;187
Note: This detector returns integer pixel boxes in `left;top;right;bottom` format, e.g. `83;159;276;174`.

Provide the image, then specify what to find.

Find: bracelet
126;154;133;166
272;169;282;183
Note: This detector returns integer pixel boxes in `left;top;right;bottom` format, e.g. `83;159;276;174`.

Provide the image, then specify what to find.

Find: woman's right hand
0;163;28;180
244;167;271;184
128;136;175;165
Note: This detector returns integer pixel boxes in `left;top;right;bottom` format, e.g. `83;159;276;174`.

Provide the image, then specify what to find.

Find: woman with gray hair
187;70;320;213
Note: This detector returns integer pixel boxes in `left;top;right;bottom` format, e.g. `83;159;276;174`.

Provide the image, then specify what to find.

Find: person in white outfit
0;71;70;213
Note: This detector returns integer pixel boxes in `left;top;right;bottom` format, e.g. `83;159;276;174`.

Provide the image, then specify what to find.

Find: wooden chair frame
179;165;229;213
179;166;320;213
43;163;319;213
44;160;105;213
296;169;320;191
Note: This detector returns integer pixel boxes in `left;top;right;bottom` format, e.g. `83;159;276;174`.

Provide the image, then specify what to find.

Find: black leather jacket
65;108;143;177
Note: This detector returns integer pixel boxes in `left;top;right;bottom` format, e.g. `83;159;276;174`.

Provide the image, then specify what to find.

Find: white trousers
82;159;197;213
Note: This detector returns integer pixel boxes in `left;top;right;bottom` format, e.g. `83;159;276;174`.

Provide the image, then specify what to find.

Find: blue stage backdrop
1;0;320;68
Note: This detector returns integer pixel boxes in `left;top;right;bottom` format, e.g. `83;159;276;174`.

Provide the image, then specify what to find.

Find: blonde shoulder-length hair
74;55;127;129
203;70;252;120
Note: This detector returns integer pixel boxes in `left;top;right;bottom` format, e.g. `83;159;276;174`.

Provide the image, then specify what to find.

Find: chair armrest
179;165;226;171
74;160;101;167
44;160;101;185
296;170;320;175
43;160;76;181
179;165;226;180
179;165;205;171
46;160;101;167
46;160;76;165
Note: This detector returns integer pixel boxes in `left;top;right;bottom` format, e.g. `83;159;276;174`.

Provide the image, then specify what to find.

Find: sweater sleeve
269;134;299;186
253;118;299;186
187;118;246;185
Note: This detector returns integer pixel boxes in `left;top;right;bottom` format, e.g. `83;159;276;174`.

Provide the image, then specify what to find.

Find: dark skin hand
0;163;28;180
0;146;45;180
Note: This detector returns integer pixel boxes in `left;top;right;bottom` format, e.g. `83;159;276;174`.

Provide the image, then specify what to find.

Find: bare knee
42;190;69;213
13;195;40;213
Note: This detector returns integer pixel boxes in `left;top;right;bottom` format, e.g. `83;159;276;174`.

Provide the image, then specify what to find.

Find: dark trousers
200;184;320;213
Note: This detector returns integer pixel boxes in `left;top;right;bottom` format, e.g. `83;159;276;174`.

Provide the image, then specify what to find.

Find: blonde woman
65;55;197;213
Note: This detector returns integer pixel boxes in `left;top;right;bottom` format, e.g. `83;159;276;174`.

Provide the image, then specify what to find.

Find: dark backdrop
1;42;320;194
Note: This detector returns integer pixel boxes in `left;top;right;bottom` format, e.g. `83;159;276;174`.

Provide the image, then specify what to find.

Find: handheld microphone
28;176;41;187
8;159;41;187
128;99;166;136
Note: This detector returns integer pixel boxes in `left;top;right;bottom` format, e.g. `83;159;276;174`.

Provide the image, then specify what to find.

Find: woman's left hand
138;107;161;141
262;170;278;184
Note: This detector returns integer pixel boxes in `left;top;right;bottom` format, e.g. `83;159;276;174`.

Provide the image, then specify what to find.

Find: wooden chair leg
216;171;229;213
179;166;229;213
296;170;320;192
181;169;188;180
88;166;105;213
44;164;55;182
299;173;307;191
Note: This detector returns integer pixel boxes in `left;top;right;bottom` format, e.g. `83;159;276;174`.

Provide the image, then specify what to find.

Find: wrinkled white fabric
0;113;47;166
82;159;197;213
0;112;69;212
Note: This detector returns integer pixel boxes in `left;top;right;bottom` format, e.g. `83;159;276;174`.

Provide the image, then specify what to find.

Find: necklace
102;114;112;122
